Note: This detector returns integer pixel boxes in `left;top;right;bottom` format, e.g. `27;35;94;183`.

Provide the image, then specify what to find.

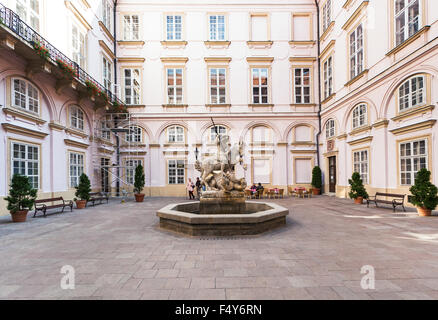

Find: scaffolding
92;112;143;199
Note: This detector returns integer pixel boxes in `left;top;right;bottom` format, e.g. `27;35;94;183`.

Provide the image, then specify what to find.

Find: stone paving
0;196;438;300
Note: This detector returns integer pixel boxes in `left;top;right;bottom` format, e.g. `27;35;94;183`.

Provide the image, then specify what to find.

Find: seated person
256;183;264;192
250;184;257;194
274;187;279;194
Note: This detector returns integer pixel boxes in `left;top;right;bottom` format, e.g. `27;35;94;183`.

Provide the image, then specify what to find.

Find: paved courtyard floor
0;196;438;300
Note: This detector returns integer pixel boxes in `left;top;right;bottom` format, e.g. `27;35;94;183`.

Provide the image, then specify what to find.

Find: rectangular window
251;68;268;104
209;68;226;104
11;142;39;189
167;68;183;104
126;159;142;185
72;24;86;69
126;126;142;143
70;106;84;131
102;57;112;91
12;78;39;114
69;152;84;188
209;15;225;41
168;160;185;184
400;139;427;185
102;0;112;32
251;15;268;41
323;57;333;99
353;150;369;185
322;0;332;32
353;104;367;129
166;15;182;40
16;0;40;31
295;159;312;184
124;69;141;105
395;0;420;46
123;15;139;40
294;68;311;104
350;24;364;79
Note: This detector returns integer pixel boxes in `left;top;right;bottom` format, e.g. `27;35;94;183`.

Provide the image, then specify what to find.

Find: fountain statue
195;133;248;214
156;120;289;236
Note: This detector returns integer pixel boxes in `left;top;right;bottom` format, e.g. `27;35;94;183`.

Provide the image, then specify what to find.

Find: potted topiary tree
409;168;438;217
348;172;368;204
74;173;91;209
134;164;145;202
5;174;37;223
311;166;322;195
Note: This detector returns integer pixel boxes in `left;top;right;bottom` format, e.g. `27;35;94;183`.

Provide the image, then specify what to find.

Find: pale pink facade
0;0;437;215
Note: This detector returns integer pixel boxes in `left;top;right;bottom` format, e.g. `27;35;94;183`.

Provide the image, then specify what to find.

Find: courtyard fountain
157;126;289;236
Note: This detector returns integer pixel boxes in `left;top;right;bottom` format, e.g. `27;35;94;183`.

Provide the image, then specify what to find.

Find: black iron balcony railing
0;3;124;107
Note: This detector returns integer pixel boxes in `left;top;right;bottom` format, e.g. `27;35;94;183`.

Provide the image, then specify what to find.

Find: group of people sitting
249;183;280;198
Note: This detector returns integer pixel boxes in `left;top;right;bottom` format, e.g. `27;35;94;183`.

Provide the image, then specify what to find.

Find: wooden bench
88;192;109;206
367;192;406;212
33;197;73;218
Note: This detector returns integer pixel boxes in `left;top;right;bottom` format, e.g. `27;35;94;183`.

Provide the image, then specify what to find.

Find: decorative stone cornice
391;105;435;122
386;26;431;56
347;136;373;146
291;150;317;154
65;128;89;139
342;1;370;31
160;41;188;48
247;41;273;49
160;57;189;63
117;41;145;46
49;121;66;131
204;57;232;63
64;139;89;149
372;119;389;129
289;57;317;63
337;133;347;140
1;123;48;139
117;57;145;63
349;125;372;136
2;107;46;125
204;41;231;49
320;21;335;42
65;1;92;31
98;21;114;42
246;57;274;63
99;40;115;60
390;120;436;136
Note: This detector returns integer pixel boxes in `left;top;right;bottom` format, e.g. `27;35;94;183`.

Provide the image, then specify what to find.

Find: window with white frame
352;104;367;129
72;24;86;69
101;120;111;140
69;152;84;188
102;56;112;91
16;0;40;31
400;139;427;185
398;75;425;112
350;24;364;79
322;0;332;32
326;119;336;138
168;126;185;143
101;0;112;32
252;68;268;104
126;159;142;185
210;68;226;104
323;57;333;99
395;0;421;46
166;15;182;40
210;125;227;142
123;14;139;40
126;125;142;143
70;106;84;131
294;68;311;104
353;150;369;185
11;142;39;189
123;69;141;105
209;15;225;41
167;68;183;104
168;160;185;184
11;78;39;114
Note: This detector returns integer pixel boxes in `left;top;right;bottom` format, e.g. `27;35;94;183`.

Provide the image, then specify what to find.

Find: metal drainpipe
314;0;322;169
114;0;120;197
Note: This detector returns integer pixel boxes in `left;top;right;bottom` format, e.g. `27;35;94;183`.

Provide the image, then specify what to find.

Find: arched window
168;126;185;143
326;119;336;138
11;78;39;114
210;125;227;142
70;106;84;131
352;104;367;129
126;125;142;143
398;75;425;112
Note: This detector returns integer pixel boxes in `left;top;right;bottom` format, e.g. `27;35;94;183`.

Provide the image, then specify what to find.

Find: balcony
0;3;125;112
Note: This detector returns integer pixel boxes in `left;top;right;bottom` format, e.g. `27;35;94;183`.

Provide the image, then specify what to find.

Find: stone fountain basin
157;201;289;236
